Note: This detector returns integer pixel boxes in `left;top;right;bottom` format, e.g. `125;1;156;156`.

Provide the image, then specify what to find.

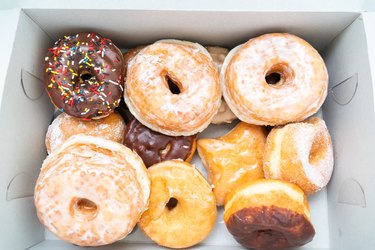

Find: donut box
1;1;375;249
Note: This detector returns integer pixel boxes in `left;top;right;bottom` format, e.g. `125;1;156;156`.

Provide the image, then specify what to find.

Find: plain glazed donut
138;160;217;248
123;118;197;168
125;40;221;136
197;122;266;206
224;179;315;249
34;135;150;246
206;46;237;124
45;112;125;154
263;117;334;195
221;33;328;125
44;32;124;119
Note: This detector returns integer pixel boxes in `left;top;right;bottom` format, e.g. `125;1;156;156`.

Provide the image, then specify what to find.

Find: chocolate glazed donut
44;32;124;119
226;206;315;249
123;118;197;168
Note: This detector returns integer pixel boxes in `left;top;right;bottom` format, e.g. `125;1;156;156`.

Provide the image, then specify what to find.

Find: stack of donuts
35;32;334;249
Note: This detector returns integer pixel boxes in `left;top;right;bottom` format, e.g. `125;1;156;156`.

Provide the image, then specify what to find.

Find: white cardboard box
1;5;375;250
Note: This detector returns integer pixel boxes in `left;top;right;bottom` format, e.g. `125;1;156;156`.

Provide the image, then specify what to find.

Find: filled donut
45;112;125;154
125;39;221;136
138;160;217;248
221;33;328;125
224;179;315;249
123;118;196;168
263;117;334;195
44;32;124;119
34;135;150;246
197;122;266;205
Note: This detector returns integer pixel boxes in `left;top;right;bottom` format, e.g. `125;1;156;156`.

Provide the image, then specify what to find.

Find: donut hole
71;198;98;221
166;197;178;210
159;143;171;157
265;63;294;87
79;71;95;82
165;75;181;94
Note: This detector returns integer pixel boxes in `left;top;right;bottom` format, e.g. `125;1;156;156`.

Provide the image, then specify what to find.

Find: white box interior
1;8;375;250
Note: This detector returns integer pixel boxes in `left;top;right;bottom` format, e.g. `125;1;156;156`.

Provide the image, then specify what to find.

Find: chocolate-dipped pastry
44;32;124;119
224;179;315;250
123;118;197;168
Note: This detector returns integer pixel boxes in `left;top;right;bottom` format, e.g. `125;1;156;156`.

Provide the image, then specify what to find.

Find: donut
34;135;150;246
197;122;266;205
123;118;197;168
263;117;334;195
125;39;221;136
221;33;328;125
206;46;237;124
138;160;217;248
44;32;124;119
45;112;125;154
224;179;315;249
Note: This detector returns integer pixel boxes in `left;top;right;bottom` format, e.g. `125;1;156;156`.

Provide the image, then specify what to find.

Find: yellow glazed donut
263;117;334;195
138;160;217;248
221;33;328;125
45;112;125;154
197;122;266;205
125;40;221;136
224;179;315;249
34;135;150;246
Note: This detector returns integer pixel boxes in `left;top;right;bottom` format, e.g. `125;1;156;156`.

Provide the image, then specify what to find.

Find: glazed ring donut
125;40;221;136
45;112;125;154
221;33;328;125
34;135;150;246
138;160;217;248
263;117;334;195
224;179;315;249
123;118;197;168
44;32;124;119
206;46;237;124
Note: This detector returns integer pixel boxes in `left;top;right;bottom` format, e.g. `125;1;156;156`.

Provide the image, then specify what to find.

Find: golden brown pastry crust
35;135;150;246
224;179;315;249
263;117;334;195
125;40;221;136
197;122;266;206
45;112;125;154
138;160;217;248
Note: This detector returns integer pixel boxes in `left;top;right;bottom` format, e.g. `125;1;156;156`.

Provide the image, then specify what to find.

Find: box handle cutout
338;178;366;208
6;172;34;201
329;73;358;106
21;69;44;101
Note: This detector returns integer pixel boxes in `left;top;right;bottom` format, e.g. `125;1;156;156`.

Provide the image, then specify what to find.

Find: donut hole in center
265;63;294;87
71;197;98;221
166;197;178;210
79;71;95;82
309;132;326;165
165;74;181;94
159;143;171;157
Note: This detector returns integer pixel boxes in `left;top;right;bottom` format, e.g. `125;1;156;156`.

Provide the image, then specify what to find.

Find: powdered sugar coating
125;40;221;136
35;135;150;246
222;33;328;125
45;112;125;154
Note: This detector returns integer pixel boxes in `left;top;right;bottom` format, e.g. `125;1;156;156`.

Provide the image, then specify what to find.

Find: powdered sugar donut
34;135;150;246
263;117;334;195
221;33;328;125
125;40;221;136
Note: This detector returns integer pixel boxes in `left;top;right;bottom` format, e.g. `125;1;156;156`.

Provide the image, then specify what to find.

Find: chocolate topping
123;118;196;167
44;32;124;119
225;206;315;250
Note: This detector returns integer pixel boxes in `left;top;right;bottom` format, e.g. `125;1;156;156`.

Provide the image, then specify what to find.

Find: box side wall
322;15;375;250
0;10;54;250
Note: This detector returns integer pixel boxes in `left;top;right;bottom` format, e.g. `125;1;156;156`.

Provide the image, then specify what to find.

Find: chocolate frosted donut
123;118;197;167
44;32;124;119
